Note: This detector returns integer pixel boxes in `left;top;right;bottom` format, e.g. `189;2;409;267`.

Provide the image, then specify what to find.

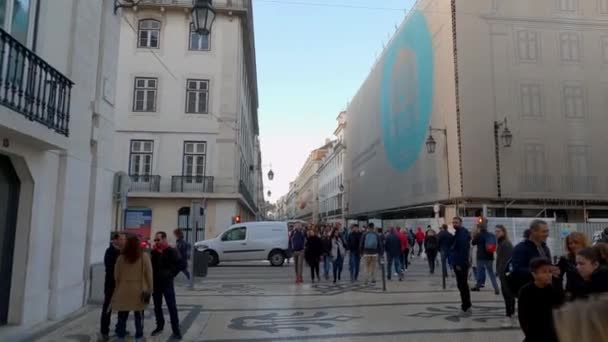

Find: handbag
140;257;151;304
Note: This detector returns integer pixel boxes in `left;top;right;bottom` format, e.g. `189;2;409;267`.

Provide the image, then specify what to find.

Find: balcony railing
129;175;161;192
519;174;552;193
139;0;249;9
171;176;214;193
562;176;595;194
239;180;258;212
0;29;73;136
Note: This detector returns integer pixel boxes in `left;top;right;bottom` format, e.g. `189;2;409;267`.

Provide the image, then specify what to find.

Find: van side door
219;226;248;261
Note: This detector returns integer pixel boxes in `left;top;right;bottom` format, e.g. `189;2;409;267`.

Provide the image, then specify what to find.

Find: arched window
138;19;161;48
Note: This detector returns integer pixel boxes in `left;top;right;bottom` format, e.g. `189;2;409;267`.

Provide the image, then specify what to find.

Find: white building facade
113;0;262;241
0;0;120;332
318;112;347;224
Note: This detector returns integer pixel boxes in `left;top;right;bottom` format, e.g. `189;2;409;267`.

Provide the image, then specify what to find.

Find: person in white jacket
330;229;346;284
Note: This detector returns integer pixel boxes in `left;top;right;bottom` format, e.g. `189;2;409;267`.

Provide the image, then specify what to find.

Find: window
602;36;608;63
133;77;157;112
563;84;586;118
189;23;210;51
182;141;207;179
568;145;589;177
560;32;581;62
520;83;542;117
185;79;209;114
222;227;246;241
129;140;153;176
138;19;160;48
524;144;546;176
517;30;539;62
601;0;608;14
557;0;578;12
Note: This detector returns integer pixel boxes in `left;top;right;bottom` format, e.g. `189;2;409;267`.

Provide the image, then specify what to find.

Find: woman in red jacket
397;227;409;270
416;227;425;256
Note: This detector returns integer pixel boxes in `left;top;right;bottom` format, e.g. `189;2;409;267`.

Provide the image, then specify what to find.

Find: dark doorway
0;155;20;325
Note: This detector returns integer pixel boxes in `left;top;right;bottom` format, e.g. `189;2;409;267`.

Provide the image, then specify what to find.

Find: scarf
153;241;169;254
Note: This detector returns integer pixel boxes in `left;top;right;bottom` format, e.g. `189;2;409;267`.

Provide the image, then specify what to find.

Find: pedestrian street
31;258;523;341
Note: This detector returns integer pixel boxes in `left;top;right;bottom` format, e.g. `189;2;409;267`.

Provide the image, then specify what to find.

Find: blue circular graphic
380;11;434;171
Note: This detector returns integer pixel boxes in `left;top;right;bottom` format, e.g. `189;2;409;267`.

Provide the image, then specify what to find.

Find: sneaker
460;308;472;317
501;318;513;328
494;289;500;295
171;332;183;340
471;287;481;292
151;328;164;336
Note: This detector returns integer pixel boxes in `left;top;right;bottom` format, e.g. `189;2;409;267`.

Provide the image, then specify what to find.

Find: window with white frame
601;0;608;14
563;84;586;118
182;141;207;180
0;0;33;45
567;145;589;177
559;32;581;62
138;19;160;48
520;83;542;117
186;79;209;114
130;140;154;176
517;30;539;62
602;36;608;63
189;23;210;51
557;0;578;12
524;144;546;176
133;77;157;112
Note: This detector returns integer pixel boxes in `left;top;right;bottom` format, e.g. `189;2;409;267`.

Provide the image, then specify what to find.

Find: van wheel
269;250;285;267
206;250;220;266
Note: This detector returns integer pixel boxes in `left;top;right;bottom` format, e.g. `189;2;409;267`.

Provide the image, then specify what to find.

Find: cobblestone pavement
30;257;523;341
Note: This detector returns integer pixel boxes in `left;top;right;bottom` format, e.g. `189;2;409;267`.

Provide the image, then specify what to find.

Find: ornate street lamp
339;184;345;193
267;190;272;198
425;134;437;154
268;169;274;181
501;127;513;148
191;0;216;35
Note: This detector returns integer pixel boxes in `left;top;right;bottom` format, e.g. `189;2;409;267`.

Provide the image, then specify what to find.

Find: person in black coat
437;224;454;279
100;233;125;340
150;231;182;339
384;228;403;281
573;247;608;297
305;230;323;283
557;232;588;301
424;229;439;275
347;225;363;282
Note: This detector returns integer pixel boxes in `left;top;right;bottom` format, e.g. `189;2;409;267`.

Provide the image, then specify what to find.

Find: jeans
454;265;472;312
180;268;191;280
417;242;424;256
293;251;304;279
309;261;320;281
101;289;122;336
386;254;402;279
476;259;499;291
362;254;378;282
349;253;361;281
153;281;180;334
333;255;344;282
426;250;438;274
499;275;515;317
323;255;332;278
116;311;143;339
440;250;449;278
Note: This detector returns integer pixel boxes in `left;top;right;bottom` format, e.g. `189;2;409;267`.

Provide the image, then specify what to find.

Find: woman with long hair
557;232;589;300
495;225;515;327
111;234;153;341
304;229;323;283
330;229;346;284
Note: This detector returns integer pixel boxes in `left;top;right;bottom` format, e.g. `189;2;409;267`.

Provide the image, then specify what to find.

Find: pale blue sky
253;0;416;199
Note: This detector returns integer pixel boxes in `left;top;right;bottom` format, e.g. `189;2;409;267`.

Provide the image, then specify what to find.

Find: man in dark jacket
511;219;558;297
151;231;182;340
437;224;454;280
449;217;472;314
471;225;500;294
347;225;363;282
100;232;125;340
385;228;403;281
291;224;306;283
174;228;191;280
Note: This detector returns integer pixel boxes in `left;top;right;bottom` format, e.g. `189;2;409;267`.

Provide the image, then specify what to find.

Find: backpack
364;232;379;250
485;233;497;254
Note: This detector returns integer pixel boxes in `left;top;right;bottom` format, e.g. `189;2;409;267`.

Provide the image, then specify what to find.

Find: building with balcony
0;0;120;331
345;0;608;223
318;112;347;224
112;0;261;241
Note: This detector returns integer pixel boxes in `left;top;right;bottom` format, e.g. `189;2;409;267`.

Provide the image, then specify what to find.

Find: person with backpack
495;224;516;328
415;227;425;256
449;217;472;315
471;220;500;294
174;229;191;280
360;223;382;285
424;228;439;275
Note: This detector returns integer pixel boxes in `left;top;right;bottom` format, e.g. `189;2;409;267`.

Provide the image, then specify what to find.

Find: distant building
289;143;331;223
112;0;262;240
318;112;347;224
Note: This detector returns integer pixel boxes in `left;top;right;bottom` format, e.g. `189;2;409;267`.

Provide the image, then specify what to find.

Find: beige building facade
345;0;608;222
113;0;262;241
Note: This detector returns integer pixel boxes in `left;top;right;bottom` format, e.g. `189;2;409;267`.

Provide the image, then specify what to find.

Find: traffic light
233;215;241;224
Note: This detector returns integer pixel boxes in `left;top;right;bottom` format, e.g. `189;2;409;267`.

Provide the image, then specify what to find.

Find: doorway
0;154;20;325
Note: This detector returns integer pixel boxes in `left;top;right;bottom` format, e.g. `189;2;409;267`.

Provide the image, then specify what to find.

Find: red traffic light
235;215;241;223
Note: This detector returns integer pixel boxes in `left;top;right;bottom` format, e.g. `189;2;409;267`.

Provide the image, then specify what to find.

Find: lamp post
191;0;216;35
425;126;451;198
494;118;513;198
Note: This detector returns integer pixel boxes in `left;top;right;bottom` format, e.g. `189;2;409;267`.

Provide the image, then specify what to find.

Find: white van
194;221;289;266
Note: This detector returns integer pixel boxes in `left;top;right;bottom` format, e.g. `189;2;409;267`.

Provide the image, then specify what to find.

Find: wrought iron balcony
129;175;161;192
138;0;249;10
0;29;73;136
171;175;214;193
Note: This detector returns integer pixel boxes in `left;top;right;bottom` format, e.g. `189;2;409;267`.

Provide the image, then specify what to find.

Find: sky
253;0;416;201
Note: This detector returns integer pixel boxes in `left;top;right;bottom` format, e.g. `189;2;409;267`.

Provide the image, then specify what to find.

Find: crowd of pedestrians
100;229;191;341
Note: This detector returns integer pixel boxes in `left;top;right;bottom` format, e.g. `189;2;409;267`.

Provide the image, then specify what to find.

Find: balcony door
0;0;36;47
182;141;207;192
0;154;20;325
129;140;154;189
